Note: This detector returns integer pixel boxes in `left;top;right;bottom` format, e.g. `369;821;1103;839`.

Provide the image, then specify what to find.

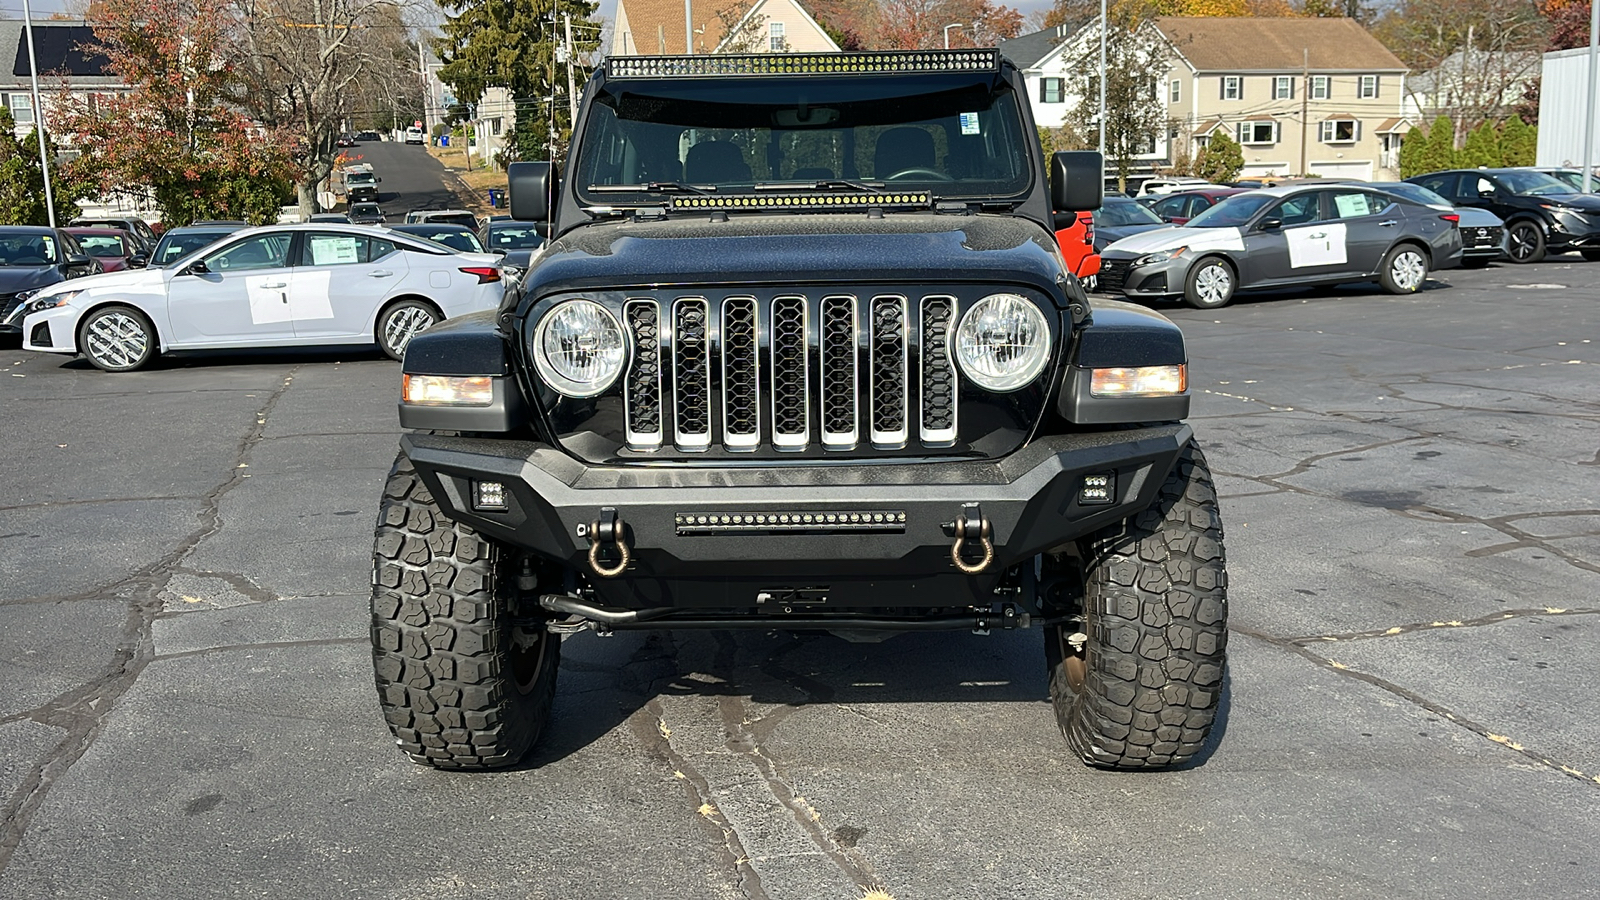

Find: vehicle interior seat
873;127;936;177
683;141;751;183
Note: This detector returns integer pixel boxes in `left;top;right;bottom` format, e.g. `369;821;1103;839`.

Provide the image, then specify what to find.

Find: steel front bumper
402;425;1191;608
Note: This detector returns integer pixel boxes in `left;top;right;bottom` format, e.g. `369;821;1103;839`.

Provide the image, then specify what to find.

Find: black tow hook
950;502;994;575
582;507;631;578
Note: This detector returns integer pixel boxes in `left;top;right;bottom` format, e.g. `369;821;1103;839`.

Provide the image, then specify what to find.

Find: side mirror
1258;217;1283;231
129;254;149;269
1051;151;1104;213
65;252;93;269
508;161;556;222
181;260;211;275
491;247;508;256
377;177;383;183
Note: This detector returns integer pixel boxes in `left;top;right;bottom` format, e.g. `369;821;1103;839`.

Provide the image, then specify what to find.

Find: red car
62;227;147;272
1142;188;1248;225
1053;210;1100;282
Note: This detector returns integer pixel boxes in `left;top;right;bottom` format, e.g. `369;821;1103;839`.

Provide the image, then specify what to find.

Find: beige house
612;0;840;56
1157;17;1409;181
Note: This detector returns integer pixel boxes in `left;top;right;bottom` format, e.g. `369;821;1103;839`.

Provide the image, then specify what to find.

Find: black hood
521;214;1066;303
0;265;64;294
1548;193;1600;213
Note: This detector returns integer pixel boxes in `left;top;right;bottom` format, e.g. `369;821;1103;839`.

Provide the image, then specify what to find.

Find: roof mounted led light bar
670;192;932;211
609;50;1001;79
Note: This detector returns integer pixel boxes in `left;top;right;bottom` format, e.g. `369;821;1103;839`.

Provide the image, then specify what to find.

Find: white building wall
1536;47;1600;168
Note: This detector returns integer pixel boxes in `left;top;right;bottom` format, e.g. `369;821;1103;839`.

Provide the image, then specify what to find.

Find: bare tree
232;0;424;216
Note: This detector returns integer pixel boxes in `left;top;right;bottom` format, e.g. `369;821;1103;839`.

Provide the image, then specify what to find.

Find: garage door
1308;160;1374;181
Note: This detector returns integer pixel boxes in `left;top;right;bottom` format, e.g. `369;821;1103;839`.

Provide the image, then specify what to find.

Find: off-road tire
1047;441;1228;769
370;454;559;769
1506;221;1546;263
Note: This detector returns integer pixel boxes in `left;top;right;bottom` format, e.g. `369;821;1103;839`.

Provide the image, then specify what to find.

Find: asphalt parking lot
1;257;1596;899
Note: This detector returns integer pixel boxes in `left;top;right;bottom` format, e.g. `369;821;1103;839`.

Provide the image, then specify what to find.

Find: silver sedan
21;224;505;371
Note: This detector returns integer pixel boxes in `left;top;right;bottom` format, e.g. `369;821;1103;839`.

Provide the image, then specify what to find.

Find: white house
612;0;840;57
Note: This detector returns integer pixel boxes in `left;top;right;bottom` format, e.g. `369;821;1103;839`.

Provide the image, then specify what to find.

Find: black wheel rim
1509;226;1537;261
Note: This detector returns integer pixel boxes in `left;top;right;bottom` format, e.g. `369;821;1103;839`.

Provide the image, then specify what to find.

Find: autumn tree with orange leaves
52;0;296;226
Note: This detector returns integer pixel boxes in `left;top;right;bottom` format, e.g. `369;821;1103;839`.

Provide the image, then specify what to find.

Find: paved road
1;259;1597;899
341;137;482;219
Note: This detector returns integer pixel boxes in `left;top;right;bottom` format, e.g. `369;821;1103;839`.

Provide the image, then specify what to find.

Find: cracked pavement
1;259;1597;899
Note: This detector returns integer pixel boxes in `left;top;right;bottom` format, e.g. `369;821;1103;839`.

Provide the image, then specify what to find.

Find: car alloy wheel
82;307;156;372
380;302;439;359
1507;222;1545;263
1389;249;1426;291
1185;259;1234;309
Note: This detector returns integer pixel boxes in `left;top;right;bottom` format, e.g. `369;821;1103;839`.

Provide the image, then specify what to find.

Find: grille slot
672;298;712;451
1098;259;1131;293
623;300;663;449
869;295;908;448
919;296;957;445
770;296;809;449
720;297;760;450
819;295;859;449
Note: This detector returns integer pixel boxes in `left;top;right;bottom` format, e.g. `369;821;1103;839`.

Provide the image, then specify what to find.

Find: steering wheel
884;168;953;182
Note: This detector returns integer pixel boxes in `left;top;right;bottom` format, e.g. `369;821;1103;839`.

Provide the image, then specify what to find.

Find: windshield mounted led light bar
670;192;931;211
609;50;1001;79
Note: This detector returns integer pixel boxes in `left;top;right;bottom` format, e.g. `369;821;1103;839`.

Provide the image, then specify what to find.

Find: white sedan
21;223;505;371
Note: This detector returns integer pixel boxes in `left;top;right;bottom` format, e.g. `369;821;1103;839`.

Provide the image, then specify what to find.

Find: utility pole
20;0;56;227
1580;0;1593;190
1300;48;1309;177
1097;0;1106;157
565;13;578;125
685;0;693;53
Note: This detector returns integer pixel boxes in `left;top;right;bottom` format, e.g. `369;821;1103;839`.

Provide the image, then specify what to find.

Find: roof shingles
1156;17;1406;74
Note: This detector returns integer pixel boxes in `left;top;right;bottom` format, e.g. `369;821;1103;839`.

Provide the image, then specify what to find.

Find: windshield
1095;197;1164;227
352;204;382;216
1546;170;1586;191
576;72;1032;205
1378;182;1449;207
0;232;58;265
1496;170;1572;195
402;228;481;252
1186;193;1276;228
155;231;232;267
487;225;543;250
347;173;375;185
74;233;128;257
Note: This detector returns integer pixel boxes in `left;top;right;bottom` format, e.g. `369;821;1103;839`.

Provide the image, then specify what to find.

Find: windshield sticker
1286;222;1347;268
309;236;360;265
41;237;55;258
959;112;980;135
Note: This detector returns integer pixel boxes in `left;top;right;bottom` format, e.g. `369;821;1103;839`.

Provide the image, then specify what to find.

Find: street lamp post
20;0;57;227
944;23;963;50
1098;0;1107;158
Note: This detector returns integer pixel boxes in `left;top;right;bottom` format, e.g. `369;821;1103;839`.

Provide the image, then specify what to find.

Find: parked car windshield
1377;182;1450;208
0;231;58;265
154;230;235;267
75;234;129;257
1495;170;1572;195
1096;196;1164;226
1185;193;1276;228
392;226;482;252
486;224;544;250
576;71;1033;204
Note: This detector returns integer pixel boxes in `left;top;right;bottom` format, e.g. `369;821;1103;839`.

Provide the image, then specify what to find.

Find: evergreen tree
1417;115;1459;174
1397;125;1427;178
1460;120;1501;169
435;0;601;163
1498;115;1537;166
1196;130;1243;184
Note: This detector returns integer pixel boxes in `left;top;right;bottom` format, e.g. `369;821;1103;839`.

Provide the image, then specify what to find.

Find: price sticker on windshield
959;112;980;135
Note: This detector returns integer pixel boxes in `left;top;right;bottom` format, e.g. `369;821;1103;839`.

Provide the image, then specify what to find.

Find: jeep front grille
620;292;964;453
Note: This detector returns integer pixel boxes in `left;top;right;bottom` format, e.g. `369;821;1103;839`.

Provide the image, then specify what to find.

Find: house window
1170;79;1181;103
1221;76;1242;100
1320;119;1360;143
1236;120;1279;145
1273;76;1294;100
1359;75;1379;99
491;117;503;136
8;94;33;126
1040;77;1065;103
1310;76;1329;100
769;21;785;52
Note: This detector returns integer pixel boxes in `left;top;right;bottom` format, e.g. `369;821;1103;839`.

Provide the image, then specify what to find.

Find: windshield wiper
587;182;716;195
754;180;886;193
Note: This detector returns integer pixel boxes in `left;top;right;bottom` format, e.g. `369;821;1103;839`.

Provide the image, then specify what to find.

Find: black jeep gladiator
370;50;1228;771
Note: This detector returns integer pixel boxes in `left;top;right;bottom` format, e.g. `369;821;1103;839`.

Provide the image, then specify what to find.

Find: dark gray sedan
1098;184;1464;309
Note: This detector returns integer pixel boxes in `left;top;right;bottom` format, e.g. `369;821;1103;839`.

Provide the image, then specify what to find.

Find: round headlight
531;300;626;398
954;293;1051;392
